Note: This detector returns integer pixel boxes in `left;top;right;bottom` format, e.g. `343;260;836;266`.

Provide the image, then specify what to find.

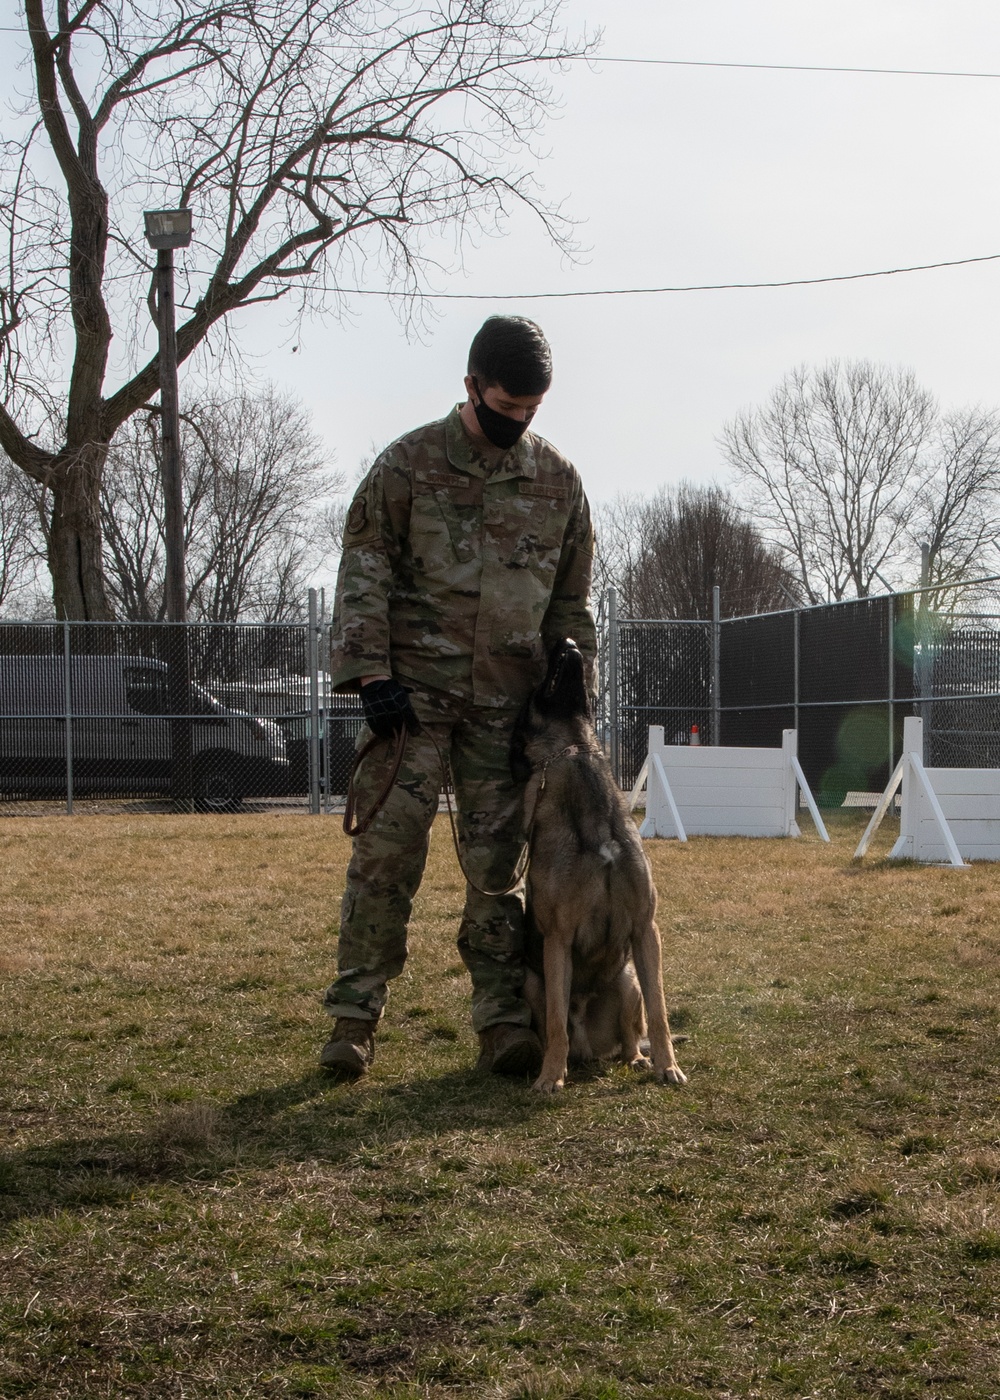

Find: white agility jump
854;716;1000;867
633;726;829;842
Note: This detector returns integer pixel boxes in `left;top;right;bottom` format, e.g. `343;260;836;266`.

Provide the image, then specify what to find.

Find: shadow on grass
0;1066;557;1223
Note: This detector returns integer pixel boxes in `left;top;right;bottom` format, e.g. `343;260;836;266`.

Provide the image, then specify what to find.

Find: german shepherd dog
511;638;687;1094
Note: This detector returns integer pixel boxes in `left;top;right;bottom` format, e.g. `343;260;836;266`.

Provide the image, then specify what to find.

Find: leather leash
342;727;408;836
343;729;593;897
430;730;530;898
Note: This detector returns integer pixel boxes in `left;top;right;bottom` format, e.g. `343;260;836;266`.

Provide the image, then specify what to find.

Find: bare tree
101;386;341;620
0;455;47;615
100;414;166;620
592;494;644;606
595;484;799;619
0;0;590;618
907;408;1000;588
722;361;937;603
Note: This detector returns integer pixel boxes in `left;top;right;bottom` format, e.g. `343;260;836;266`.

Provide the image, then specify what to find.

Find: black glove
360;678;421;740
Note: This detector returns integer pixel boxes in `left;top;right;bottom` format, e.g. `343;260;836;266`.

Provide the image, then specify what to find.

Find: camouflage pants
323;687;529;1033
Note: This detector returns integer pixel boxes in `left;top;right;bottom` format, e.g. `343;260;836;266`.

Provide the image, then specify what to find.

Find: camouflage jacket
330;406;596;708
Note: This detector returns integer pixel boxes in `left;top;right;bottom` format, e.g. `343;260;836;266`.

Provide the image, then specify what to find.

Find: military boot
477;1023;543;1078
320;1018;376;1078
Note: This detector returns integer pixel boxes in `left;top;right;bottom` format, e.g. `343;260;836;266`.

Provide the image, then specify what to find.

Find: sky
229;0;1000;537
6;0;1000;595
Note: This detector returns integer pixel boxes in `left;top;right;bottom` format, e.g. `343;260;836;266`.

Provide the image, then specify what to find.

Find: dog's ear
509;703;533;784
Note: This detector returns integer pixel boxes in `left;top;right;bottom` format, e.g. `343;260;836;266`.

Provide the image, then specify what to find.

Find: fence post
167;625;194;812
887;594;895;777
308;588;321;814
608;585;620;786
320;587;331;814
595;590;607;744
793;607;800;738
711;584;721;746
918;544;931;761
63;620;73;815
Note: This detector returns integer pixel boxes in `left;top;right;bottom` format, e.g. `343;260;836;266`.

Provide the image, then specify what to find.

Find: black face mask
472;377;532;450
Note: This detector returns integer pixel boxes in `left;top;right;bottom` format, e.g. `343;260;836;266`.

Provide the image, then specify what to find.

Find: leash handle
342;727;408;836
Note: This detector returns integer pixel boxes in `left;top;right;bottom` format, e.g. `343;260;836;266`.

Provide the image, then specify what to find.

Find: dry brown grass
1;808;999;1397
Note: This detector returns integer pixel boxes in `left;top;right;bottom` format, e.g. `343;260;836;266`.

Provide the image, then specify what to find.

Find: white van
0;654;288;806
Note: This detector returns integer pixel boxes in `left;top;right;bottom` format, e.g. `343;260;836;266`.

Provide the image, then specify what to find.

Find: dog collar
537;743;601;789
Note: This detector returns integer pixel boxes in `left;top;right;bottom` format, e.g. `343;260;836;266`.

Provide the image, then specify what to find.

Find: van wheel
195;757;242;812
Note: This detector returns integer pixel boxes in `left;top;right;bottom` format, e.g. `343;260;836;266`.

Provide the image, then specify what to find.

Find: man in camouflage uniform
321;316;596;1079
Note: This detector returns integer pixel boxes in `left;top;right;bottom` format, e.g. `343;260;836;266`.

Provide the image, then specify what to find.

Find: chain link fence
6;579;1000;815
0;615;362;815
602;579;1000;803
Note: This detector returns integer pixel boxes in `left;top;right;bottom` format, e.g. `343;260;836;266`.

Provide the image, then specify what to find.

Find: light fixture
143;208;193;250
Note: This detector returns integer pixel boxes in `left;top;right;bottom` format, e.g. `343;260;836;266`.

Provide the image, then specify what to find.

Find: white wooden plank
914;840;1000;863
663;763;785;785
924;769;1000;797
669;809;787;835
916;817;1000;842
659;748;785;772
934;796;1000;822
663;768;787;789
663;780;788;808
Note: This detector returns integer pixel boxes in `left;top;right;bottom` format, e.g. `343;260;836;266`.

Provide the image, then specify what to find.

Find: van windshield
124;666;226;717
124;666;169;715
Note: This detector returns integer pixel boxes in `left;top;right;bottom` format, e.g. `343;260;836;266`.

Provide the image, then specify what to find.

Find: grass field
1;810;999;1399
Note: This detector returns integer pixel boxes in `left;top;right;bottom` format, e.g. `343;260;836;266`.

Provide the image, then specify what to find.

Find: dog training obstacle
633;727;829;841
853;716;1000;867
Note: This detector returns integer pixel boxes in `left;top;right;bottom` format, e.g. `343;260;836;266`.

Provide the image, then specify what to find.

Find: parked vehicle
278;706;364;797
0;654;288;806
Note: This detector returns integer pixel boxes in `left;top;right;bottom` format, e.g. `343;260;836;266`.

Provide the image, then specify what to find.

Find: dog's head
535;637;591;721
510;638;593;782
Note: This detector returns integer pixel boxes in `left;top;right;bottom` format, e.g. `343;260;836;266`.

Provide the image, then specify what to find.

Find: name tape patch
416;470;469;488
519;482;569;500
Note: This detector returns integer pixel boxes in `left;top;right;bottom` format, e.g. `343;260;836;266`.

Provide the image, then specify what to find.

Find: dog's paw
656;1065;688;1087
532;1074;565;1094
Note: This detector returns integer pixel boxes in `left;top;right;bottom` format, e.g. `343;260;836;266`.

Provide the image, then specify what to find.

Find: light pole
143;207;192;623
144;208;194;808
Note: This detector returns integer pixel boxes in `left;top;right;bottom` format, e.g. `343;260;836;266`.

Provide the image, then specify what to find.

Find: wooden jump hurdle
854;716;1000;867
633;727;829;842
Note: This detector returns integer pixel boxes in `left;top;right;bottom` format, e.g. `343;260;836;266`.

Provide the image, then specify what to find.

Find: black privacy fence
607;582;1000;804
0;622;362;813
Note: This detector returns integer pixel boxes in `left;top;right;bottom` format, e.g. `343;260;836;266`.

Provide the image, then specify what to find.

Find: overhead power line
2;28;1000;80
321;252;1000;301
589;56;1000;80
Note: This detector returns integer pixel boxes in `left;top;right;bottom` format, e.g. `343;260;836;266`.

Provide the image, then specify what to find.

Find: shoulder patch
342;475;381;547
346;496;369;535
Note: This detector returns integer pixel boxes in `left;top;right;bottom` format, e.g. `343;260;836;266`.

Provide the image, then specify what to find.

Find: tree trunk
47;446;115;620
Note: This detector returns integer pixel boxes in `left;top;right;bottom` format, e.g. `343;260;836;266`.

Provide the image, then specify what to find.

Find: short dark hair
467;316;552;397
